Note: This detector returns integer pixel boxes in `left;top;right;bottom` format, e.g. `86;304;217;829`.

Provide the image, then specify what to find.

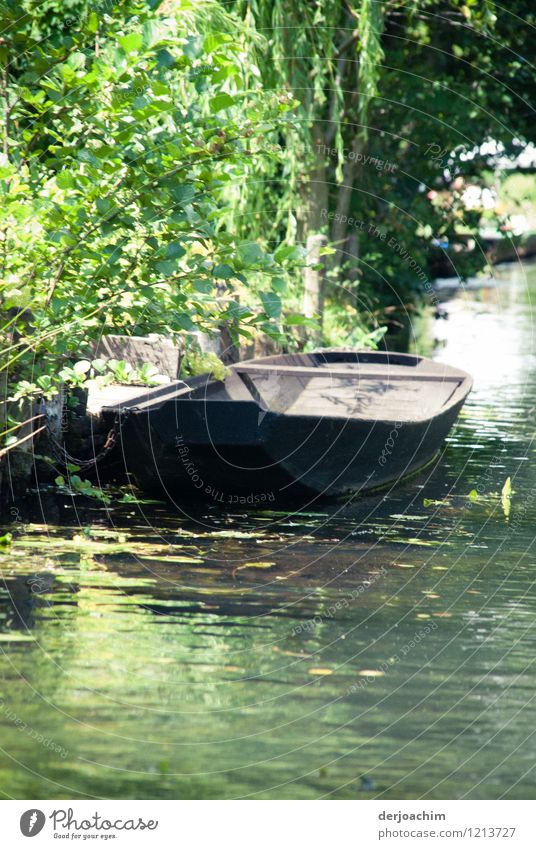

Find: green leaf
73;360;91;375
237;242;266;265
272;276;287;293
501;477;513;498
213;263;234;279
91;359;107;374
501;476;513;520
274;245;305;263
226;301;252;320
36;374;51;388
151;80;170;97
193;278;212;293
260;291;281;319
167;242;186;259
285;314;315;327
209;93;235;113
175;314;197;331
67;52;86;71
156;48;175;69
138;363;159;384
119;33;143;54
87;11;99;34
56;172;74;189
204;33;232;53
155;260;178;276
168;184;196;205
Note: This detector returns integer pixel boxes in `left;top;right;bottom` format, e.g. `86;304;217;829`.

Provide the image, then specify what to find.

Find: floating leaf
502;476;513;497
273;647;311;658
232;561;276;578
501;476;513;519
138;555;204;564
0;633;35;642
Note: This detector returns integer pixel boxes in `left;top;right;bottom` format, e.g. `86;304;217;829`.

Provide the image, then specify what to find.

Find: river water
1;261;535;800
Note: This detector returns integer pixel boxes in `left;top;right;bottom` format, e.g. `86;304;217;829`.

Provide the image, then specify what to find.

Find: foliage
228;0;536;322
54;472;111;503
1;0;536;429
322;303;387;350
181;349;230;381
0;0;297;404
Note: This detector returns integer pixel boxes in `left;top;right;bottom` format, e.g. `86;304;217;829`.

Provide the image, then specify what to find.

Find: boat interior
101;350;470;422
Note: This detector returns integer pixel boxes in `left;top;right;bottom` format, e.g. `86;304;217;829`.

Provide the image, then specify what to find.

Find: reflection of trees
2;573;57;630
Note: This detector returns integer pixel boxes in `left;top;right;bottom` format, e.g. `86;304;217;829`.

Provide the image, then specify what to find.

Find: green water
1;262;536;800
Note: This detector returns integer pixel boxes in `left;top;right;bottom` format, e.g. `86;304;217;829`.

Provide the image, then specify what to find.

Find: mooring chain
43;408;130;471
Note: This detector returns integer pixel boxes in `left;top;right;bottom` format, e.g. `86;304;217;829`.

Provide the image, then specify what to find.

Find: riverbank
1;257;533;513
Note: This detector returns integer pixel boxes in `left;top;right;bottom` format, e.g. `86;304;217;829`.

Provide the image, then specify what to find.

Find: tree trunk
330;136;363;274
303;232;327;344
346;229;360;283
302;126;329;344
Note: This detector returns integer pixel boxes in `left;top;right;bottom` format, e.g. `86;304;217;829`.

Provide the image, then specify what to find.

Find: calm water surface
1;262;535;799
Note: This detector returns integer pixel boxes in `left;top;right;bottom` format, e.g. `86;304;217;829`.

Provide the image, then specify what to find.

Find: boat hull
116;394;467;502
102;349;472;503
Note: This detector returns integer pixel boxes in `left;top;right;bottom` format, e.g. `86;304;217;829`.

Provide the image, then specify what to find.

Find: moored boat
102;349;472;502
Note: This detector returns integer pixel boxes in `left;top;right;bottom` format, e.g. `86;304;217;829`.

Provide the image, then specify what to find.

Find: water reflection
1;262;536;799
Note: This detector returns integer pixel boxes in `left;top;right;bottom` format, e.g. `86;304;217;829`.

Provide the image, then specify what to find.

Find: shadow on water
1;261;536;799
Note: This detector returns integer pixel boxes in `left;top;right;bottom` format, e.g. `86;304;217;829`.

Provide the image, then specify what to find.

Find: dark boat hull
103;349;472;503
116;392;467;503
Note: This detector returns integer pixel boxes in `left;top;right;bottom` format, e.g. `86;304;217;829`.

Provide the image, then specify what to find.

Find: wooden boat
102;350;472;502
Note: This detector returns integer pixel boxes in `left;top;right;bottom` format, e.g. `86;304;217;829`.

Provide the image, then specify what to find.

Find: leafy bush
0;0;296;400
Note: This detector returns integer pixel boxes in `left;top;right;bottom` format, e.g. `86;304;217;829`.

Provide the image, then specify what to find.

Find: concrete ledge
90;334;180;380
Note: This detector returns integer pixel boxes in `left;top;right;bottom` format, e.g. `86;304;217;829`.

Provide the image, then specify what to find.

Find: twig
0;413;44;439
0;424;46;458
335;30;358;58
